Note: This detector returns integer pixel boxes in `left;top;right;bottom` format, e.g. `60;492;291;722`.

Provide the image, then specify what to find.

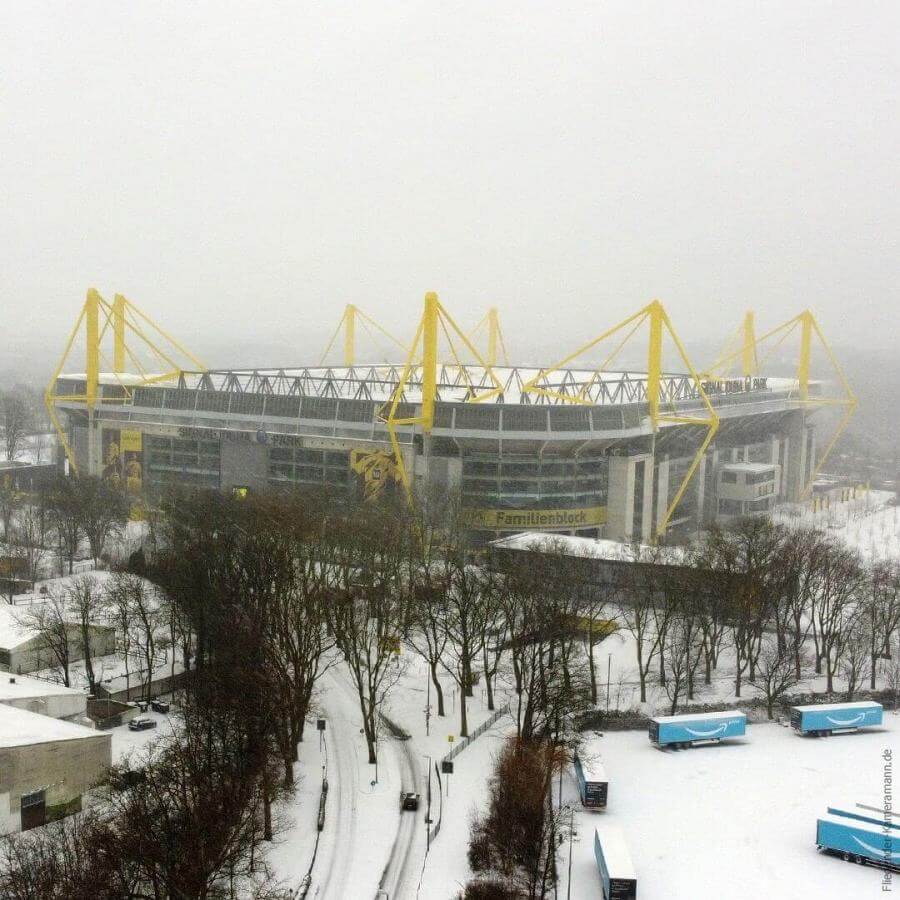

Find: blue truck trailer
573;751;607;809
827;802;900;831
790;701;882;736
594;827;636;899
649;710;747;749
816;812;900;870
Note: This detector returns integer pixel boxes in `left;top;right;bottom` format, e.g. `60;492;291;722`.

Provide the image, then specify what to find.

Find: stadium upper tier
55;365;811;407
53;365;816;445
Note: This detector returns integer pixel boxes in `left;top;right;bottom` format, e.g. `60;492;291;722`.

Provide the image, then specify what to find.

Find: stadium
47;290;856;545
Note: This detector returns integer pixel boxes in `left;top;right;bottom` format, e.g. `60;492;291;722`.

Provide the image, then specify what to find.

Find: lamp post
606;653;612;712
426;668;431;737
422;754;433;851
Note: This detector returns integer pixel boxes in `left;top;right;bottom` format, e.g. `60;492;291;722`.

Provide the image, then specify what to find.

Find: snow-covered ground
270;655;516;899
563;718;899;900
775;488;900;562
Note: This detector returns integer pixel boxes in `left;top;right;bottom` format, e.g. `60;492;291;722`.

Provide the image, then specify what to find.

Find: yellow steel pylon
384;292;504;498
708;309;856;498
318;304;408;366
522;300;719;538
45;289;206;475
468;307;509;367
704;310;759;379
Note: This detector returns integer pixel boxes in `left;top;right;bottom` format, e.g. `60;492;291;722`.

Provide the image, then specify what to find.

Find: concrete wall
0;732;111;833
3;624;116;676
606;455;652;542
1;692;87;721
220;439;268;493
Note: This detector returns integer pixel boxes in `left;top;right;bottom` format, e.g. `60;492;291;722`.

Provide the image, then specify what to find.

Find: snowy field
563;720;899;900
775;489;900;562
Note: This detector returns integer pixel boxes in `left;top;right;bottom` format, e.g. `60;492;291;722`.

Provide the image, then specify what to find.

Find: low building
0;603;116;675
0;704;111;832
715;461;781;520
0;672;89;721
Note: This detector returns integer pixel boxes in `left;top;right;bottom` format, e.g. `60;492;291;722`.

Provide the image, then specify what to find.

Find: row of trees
18;573;166;698
618;518;900;716
1;475;129;594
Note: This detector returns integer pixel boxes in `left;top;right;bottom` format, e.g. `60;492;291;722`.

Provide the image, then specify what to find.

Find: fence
426;701;510;849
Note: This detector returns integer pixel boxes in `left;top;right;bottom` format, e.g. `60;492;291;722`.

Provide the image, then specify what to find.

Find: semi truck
816;812;900;870
790;701;883;736
648;710;747;749
594;827;636;899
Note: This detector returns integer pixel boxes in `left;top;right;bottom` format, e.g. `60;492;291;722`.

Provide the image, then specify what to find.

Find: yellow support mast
522;299;718;539
741;311;758;378
385;292;505;497
467;307;509;367
704;308;856;498
45;289;207;476
319;303;408;367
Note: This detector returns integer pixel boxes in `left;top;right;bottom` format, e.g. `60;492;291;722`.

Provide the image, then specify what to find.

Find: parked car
128;717;157;732
400;792;420;811
150;699;170;714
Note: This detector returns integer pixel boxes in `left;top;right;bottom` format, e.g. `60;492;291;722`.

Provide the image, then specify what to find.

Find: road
376;727;422;900
311;667;424;900
313;670;360;900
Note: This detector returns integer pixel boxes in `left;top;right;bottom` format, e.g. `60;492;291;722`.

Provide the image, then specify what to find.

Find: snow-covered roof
0;703;106;748
0;604;40;651
792;701;882;713
492;532;645;559
491;531;689;565
594;826;636;880
720;462;777;473
0;673;87;703
650;710;747;724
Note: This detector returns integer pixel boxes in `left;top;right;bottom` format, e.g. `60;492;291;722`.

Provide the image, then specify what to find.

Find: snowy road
376;729;422;900
313;670;360;900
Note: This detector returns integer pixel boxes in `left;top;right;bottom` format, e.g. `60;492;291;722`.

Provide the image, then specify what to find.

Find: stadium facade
48;291;853;545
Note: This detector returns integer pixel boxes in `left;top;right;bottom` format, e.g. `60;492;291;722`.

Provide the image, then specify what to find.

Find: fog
1;2;898;381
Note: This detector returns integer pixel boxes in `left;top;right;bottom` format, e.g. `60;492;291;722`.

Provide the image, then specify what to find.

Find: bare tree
327;502;411;763
75;476;129;567
10;503;48;586
660;613;704;715
17;590;73;685
841;625;870;701
812;541;865;693
867;561;900;689
618;546;667;704
66;575;105;694
1;389;30;464
104;573;136;695
48;478;84;575
756;636;807;719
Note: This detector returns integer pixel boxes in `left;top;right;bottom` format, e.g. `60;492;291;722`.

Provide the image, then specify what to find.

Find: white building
0;704;111;832
0;672;89;721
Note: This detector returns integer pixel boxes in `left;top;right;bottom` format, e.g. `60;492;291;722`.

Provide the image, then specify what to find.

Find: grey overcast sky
1;1;898;373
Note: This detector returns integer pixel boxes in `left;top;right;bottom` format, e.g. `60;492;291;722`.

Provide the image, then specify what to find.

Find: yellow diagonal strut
702;309;855;499
521;299;718;539
46;288;207;476
385;292;504;498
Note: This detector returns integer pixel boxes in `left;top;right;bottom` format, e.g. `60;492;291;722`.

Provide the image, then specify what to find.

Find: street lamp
422;754;433;850
606;653;612;712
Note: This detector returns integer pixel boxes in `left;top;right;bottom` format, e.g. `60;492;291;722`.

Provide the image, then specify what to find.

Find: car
150;699;170;713
128;717;157;732
400;792;420;811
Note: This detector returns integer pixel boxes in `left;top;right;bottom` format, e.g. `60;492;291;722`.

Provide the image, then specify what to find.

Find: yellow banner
120;429;143;452
466;506;606;530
